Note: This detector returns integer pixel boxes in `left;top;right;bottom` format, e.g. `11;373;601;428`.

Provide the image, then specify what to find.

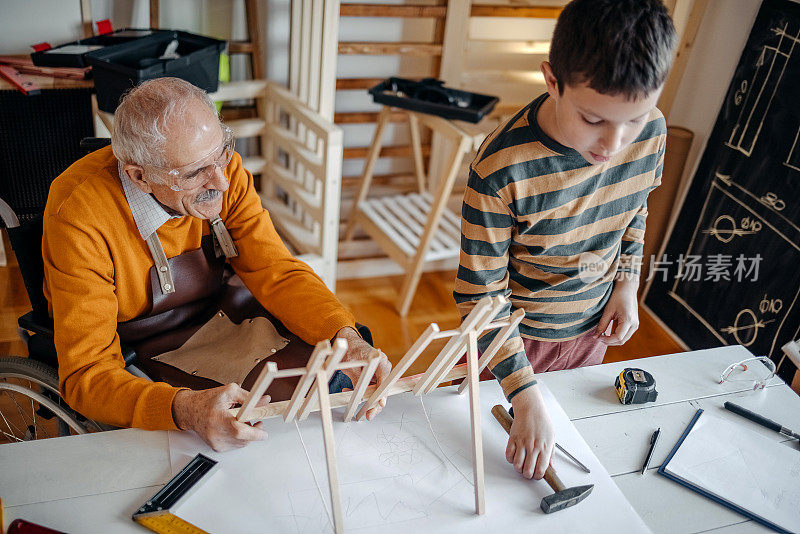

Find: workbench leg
408;112;427;193
397;137;470;316
343;106;390;241
317;370;344;534
466;330;486;514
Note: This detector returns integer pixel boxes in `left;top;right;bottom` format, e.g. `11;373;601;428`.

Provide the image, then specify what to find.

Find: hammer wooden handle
491;404;565;492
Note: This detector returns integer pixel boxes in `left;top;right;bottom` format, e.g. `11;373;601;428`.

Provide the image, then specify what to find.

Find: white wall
667;0;773;193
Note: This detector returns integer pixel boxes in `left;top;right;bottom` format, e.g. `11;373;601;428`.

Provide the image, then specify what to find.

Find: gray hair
112;77;218;168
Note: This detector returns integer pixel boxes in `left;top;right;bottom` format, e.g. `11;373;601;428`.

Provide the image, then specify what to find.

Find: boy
454;0;676;480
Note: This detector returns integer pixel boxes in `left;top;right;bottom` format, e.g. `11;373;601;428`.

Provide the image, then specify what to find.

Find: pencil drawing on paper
283;404;476;534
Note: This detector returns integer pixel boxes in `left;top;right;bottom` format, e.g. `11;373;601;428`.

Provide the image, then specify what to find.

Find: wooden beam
659;0;709;119
343;144;431;160
149;0;159;28
228;41;256;54
80;0;93;38
338;42;443;56
340;4;447;18
334;110;406;124
336;77;425;90
341;172;419;189
470;5;563;18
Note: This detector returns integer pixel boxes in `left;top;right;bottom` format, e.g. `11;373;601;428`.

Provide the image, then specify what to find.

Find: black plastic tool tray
85;30;226;113
30;29;170;68
369;77;498;123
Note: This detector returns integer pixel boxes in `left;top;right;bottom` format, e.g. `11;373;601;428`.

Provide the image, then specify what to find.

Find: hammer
491;404;594;513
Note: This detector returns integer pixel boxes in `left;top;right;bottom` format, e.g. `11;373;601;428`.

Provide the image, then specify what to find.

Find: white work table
2;345;798;533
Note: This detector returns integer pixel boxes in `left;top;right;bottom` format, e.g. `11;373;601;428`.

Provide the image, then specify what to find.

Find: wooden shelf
336;77;422;90
334;111;407;124
343;144;431;160
340;4;447;18
470;5;563;18
338;42;443;56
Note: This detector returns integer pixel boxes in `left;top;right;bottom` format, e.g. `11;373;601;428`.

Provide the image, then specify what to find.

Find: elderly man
42;77;390;451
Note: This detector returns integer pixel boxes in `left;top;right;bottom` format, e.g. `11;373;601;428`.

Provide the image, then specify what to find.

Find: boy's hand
506;385;555;479
596;277;640;345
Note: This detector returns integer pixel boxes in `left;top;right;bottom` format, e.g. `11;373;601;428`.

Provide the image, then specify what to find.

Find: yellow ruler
132;454;218;534
134;513;209;534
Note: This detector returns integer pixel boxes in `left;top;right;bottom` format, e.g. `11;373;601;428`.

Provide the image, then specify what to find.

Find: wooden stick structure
234;294;517;532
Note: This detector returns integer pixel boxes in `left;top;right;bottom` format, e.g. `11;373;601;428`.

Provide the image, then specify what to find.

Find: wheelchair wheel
0;356;106;443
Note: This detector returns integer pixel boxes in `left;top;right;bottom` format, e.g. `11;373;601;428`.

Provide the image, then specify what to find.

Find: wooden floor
335;270;686;374
0;230;685;370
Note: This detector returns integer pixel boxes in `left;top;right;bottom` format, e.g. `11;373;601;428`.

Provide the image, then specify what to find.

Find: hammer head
540;484;594;514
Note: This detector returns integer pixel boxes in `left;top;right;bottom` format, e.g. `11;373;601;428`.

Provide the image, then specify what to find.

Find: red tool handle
7;519;66;534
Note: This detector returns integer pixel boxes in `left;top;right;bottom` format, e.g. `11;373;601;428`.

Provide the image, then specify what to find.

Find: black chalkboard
644;0;800;381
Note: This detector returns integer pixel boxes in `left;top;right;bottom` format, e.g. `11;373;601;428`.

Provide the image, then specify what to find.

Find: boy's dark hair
549;0;677;99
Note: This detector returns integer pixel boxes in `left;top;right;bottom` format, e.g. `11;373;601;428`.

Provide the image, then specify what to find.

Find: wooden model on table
235;294;523;534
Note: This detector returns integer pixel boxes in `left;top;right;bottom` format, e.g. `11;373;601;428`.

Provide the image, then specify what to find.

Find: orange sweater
42;147;355;430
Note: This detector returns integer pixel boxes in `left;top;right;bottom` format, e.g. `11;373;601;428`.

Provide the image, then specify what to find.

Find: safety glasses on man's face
149;124;236;191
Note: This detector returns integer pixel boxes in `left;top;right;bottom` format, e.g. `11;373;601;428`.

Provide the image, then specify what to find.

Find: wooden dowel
457;307;525;394
315;371;344;533
466;330;486;514
355;323;440;420
236;363;470;423
413;296;495;395
423;296;506;394
284;341;330;422
299;339;348;421
236;361;278;422
343;350;381;422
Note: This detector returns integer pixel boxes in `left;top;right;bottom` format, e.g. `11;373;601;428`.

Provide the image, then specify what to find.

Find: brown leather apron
116;234;315;401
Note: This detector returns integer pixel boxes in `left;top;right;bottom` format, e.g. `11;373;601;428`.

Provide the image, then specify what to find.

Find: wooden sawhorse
344;106;490;316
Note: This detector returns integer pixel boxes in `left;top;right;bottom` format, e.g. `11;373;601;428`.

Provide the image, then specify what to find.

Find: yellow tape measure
135;513;209;534
132;454;218;534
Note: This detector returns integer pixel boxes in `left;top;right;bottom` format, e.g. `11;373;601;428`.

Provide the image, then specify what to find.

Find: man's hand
595;276;640;345
334;326;392;420
172;384;271;452
507;385;555;479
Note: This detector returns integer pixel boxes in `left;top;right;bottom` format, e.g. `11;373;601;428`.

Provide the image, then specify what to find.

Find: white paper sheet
168;382;650;533
663;412;800;533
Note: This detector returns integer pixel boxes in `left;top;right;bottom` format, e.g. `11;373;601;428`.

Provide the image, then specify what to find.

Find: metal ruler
132;454;218;534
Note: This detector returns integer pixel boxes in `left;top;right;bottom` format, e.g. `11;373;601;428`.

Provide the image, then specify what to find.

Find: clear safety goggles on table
718;356;776;391
147;124;236;191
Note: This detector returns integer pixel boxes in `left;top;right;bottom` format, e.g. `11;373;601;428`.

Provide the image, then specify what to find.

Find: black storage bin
369;77;498;123
85;30;226;112
31;29;169;68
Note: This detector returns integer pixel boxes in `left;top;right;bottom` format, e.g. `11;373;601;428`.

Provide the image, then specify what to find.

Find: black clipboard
658;409;794;534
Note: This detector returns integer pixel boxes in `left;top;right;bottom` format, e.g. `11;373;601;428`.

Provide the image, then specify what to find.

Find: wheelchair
0;138;117;442
0;137;370;443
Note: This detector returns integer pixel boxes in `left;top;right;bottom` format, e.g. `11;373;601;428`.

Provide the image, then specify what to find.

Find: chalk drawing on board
726;24;799;157
785;126;800;172
702;214;761;243
668;181;800;358
715;168;800;233
759;191;787;211
719;308;775;346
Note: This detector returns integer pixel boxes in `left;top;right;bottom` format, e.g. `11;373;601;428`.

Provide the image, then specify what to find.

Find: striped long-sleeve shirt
454;93;666;401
